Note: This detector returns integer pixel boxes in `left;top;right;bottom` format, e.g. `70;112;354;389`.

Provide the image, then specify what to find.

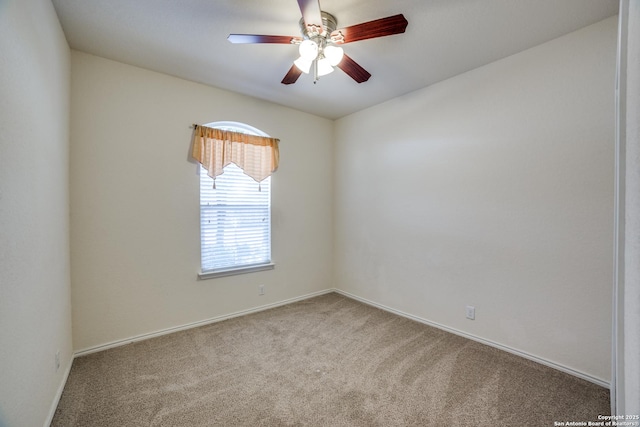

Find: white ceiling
51;0;618;120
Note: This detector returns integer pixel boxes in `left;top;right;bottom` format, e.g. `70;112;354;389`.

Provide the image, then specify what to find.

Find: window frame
197;121;275;280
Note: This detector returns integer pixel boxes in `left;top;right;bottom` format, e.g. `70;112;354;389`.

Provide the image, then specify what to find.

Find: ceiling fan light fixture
298;39;318;60
317;57;334;76
323;45;344;66
294;56;313;73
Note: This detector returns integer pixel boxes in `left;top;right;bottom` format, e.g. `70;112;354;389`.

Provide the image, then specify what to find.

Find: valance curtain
191;124;280;185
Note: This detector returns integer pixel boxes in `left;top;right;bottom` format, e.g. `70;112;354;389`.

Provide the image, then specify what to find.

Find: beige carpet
53;293;609;426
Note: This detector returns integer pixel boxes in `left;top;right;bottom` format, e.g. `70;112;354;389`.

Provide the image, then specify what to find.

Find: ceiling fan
227;0;408;85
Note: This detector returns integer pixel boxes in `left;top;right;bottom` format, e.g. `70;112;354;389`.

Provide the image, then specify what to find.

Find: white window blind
200;163;271;272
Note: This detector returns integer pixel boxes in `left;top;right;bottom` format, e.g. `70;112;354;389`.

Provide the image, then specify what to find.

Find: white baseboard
44;356;74;427
74;289;334;357
334;289;610;389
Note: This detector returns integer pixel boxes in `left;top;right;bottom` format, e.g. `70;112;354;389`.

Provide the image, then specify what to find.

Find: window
198;122;273;279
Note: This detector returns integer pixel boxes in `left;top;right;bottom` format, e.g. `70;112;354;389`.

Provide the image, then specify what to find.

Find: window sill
198;262;275;280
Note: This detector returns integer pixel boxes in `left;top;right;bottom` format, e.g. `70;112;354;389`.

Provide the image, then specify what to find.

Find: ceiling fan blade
227;34;301;44
296;0;323;31
337;54;371;83
330;14;408;44
281;64;303;85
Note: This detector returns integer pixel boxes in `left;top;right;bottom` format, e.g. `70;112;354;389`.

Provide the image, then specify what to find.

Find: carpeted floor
52;292;609;426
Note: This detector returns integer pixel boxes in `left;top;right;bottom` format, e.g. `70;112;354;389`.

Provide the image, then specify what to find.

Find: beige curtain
191;125;280;184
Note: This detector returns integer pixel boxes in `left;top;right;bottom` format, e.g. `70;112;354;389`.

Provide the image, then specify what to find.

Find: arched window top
192;121;279;183
204;121;269;138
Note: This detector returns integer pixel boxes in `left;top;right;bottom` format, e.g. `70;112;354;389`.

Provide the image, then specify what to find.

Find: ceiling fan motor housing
299;11;338;39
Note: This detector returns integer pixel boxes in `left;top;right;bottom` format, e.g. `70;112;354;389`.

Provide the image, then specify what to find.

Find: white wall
70;51;334;351
334;17;617;383
0;0;72;426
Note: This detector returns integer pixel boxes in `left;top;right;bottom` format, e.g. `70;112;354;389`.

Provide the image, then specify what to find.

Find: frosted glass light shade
317;57;334;76
294;56;313;73
324;45;344;66
298;40;318;60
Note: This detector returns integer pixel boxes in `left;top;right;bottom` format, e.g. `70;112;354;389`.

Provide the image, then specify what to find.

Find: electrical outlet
465;305;475;320
55;350;60;372
259;285;265;296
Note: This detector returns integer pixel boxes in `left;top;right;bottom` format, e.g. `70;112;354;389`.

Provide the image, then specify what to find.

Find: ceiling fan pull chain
313;59;319;84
